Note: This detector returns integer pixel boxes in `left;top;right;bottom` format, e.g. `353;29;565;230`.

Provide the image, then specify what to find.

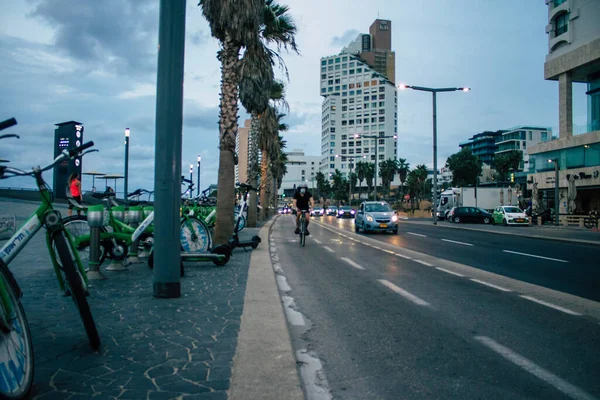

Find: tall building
320;19;398;180
235;119;251;185
279;149;321;197
495;126;551;172
527;0;600;215
459;130;506;168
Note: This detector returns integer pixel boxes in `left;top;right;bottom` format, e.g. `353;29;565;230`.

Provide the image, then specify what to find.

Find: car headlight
351;210;355;214
366;215;373;222
338;210;343;214
392;215;398;222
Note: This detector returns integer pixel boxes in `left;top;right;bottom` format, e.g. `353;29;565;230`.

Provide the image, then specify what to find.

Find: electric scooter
228;183;261;250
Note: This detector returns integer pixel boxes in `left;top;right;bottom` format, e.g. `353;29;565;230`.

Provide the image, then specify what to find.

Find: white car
493;206;529;226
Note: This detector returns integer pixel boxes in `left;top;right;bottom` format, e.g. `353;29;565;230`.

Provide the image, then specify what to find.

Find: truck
435;187;503;220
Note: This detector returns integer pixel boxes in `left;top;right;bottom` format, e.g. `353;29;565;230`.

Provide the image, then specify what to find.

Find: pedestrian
68;172;82;216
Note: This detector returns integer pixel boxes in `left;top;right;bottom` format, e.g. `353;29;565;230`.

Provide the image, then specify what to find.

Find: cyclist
293;183;314;235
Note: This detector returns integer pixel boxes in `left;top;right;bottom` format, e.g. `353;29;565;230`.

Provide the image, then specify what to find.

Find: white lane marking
341;257;365;270
475;336;597;400
520;295;582;316
373;246;382;250
296;349;333;400
323;246;335;253
395;253;412;260
407;232;426;237
313;238;322;244
271;246;277;252
470;279;512;292
442;239;473;247
503;250;568;263
378;280;430;306
282;296;306;326
414;260;434;267
276;275;291;292
436;267;464;277
383;249;395;255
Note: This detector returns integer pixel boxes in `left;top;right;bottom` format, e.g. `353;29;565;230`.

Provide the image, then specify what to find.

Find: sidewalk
1;198;301;399
402;217;600;246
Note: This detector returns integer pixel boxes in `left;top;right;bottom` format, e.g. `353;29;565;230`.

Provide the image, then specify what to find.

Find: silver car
355;201;399;234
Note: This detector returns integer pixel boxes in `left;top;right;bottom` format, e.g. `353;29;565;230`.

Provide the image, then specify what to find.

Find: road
272;215;600;400
318;216;600;302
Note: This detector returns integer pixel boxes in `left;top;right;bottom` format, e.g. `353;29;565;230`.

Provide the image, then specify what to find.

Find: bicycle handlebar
0;134;20;140
0;140;95;179
0;118;17;132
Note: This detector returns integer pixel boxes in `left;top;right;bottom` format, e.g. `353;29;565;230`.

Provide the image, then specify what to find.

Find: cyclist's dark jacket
293;191;312;211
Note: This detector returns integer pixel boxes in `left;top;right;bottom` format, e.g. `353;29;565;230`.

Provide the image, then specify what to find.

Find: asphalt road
273;215;600;400
314;215;600;302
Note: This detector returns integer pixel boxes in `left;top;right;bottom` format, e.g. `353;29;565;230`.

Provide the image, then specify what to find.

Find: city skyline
0;0;589;192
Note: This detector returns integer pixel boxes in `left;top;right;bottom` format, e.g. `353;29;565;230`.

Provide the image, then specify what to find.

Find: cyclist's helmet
298;183;308;189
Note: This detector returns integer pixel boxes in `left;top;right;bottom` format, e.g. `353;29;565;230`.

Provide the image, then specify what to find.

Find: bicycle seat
92;192;116;199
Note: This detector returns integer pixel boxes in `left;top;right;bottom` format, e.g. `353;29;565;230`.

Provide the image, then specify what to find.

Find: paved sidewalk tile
1;198;262;399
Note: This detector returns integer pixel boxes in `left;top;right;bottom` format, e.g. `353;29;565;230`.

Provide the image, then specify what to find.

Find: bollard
86;205;106;280
127;206;143;264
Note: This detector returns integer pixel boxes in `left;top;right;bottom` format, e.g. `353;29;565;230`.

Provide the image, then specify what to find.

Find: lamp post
197;155;201;197
336;154;366;205
549;158;559;226
354;134;397;201
399;84;470;225
189;163;194;199
124;128;130;202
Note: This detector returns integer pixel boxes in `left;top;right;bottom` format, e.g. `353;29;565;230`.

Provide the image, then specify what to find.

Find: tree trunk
259;149;270;220
214;35;241;245
246;112;259;227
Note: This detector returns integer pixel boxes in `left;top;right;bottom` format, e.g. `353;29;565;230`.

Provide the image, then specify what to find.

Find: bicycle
298;209;310;247
0;119;100;398
584;211;599;229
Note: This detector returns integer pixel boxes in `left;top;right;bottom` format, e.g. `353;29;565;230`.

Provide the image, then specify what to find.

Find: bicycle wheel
0;264;34;400
180;217;212;253
59;216;108;266
584;217;594;229
52;231;101;350
234;213;246;233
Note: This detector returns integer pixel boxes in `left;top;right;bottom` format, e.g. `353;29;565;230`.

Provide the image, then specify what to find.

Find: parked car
311;207;325;217
326;206;338;216
354;201;399;234
450;206;494;224
493;206;529;226
337;206;355;218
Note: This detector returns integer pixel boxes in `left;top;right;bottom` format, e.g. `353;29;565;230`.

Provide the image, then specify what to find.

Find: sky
0;0;589;194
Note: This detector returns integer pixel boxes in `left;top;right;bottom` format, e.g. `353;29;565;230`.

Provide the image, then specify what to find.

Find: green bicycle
0;120;100;398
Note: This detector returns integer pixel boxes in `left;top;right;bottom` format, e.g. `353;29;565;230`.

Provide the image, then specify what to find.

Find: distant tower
53;121;84;198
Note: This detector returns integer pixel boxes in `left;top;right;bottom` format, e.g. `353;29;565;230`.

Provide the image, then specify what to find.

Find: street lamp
548;158;560;226
336;154;366;205
189;163;194;199
354;134;397;201
197;155;201;197
124;128;130;202
399;84;470;225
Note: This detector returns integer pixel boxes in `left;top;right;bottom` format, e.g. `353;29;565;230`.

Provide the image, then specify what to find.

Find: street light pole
355;134;396;201
399;84;470;225
124;128;130;202
189;164;193;199
197;155;201;197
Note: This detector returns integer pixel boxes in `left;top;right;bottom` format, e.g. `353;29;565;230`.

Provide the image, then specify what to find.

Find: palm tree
259;110;288;219
379;159;397;198
238;1;299;227
199;0;264;244
397;158;410;198
414;164;429;200
364;162;375;200
355;161;367;200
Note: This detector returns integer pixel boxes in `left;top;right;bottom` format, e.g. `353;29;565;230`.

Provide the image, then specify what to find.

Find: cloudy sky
0;0;589;193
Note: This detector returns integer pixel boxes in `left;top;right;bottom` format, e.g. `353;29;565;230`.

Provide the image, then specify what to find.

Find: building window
379;109;385;114
321;88;326;93
349;69;355;74
379;86;385;92
328;59;333;64
553;0;566;7
328;66;333;71
342;99;347;104
349;90;355;96
379;101;385;107
528;131;532;140
335;57;340;63
379;116;385;122
321;60;326;66
364;81;370;87
357;68;362;73
555;12;569;36
379;94;385;100
356;89;362;95
330;164;335;169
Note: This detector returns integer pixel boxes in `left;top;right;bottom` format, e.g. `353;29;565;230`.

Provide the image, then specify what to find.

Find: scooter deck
181;252;225;261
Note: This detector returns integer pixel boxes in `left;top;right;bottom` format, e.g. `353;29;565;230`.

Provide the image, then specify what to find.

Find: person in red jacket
68;172;82;216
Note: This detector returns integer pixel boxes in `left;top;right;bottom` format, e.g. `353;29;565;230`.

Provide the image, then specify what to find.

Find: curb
229;215;304;400
401;220;600;247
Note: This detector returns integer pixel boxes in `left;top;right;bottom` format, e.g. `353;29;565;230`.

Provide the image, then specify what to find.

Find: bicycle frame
0;178;87;293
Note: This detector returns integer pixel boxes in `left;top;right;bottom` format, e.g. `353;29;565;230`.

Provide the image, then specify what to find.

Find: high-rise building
235;119;251;184
459;130;506;168
278;149;321;197
527;0;600;215
320;19;398;180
